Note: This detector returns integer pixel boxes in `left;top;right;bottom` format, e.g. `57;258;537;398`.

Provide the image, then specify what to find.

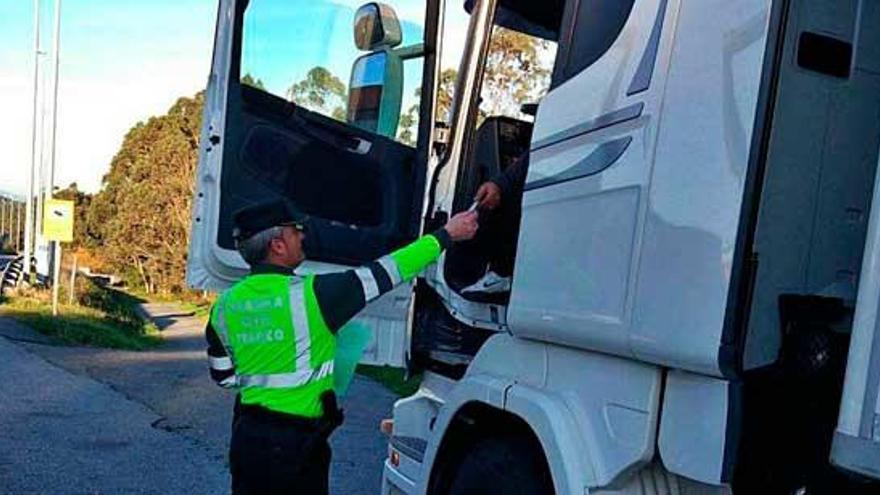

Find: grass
179;300;213;320
128;287;215;320
356;364;423;397
0;281;161;351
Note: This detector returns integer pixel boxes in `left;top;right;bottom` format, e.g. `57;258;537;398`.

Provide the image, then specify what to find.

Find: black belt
238;403;324;431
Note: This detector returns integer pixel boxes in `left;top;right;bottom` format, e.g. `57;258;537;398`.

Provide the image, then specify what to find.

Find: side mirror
347;3;405;137
348;51;403;137
353;3;402;51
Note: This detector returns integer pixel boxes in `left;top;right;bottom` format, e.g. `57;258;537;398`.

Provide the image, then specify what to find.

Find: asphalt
0;302;399;494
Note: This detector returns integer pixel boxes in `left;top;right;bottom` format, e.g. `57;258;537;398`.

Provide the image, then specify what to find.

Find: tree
85;93;204;294
480;27;553;118
398;68;458;146
287;67;347;121
397;28;553;144
241;73;266;91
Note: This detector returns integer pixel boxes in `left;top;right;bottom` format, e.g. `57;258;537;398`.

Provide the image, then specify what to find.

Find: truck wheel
446;435;553;494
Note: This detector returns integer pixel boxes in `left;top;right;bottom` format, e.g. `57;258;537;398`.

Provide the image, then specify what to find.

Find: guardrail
0;256;24;297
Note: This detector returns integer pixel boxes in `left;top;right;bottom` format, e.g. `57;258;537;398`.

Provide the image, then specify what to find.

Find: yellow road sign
43;199;75;243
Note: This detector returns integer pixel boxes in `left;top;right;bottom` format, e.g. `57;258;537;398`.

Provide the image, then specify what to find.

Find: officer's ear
267;235;287;258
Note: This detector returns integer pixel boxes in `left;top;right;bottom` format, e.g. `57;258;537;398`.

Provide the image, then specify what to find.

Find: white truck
188;0;880;492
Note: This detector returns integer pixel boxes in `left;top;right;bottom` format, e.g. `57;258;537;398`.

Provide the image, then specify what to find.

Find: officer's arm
205;318;236;389
312;229;453;333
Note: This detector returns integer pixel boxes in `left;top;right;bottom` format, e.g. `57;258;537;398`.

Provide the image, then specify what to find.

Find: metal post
24;0;41;277
5;199;10;249
35;68;47;264
4;199;9;249
3;199;8;250
52;241;61;315
1;198;6;244
45;0;63;279
48;0;61;197
16;202;22;252
68;254;76;305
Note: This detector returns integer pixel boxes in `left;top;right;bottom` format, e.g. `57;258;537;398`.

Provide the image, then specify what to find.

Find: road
0;303;399;494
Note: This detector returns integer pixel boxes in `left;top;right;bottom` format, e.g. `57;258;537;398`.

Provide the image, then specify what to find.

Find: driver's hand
475;182;502;210
444;211;479;242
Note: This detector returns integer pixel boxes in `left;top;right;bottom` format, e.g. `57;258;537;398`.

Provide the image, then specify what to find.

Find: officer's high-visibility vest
209;233;449;418
210;273;336;418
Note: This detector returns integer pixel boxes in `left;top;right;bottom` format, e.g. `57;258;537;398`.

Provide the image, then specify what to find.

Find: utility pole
49;0;63;316
25;0;41;276
8;200;13;248
16;201;22;252
3;198;8;248
48;0;61;199
1;198;6;242
35;77;48;268
3;198;8;246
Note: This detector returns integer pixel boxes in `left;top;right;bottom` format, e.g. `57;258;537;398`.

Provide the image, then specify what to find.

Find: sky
241;0;426;110
0;0;219;196
0;0;470;198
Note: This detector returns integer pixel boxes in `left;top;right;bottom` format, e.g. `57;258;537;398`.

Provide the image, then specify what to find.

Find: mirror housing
353;3;402;51
348;3;426;138
347;3;408;138
348;51;403;137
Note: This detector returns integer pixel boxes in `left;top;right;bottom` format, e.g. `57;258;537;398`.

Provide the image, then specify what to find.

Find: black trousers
230;406;332;495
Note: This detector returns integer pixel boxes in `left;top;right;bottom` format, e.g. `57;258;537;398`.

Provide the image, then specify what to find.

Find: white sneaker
461;271;511;294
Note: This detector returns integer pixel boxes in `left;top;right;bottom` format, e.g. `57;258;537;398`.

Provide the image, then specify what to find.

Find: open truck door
187;0;440;367
834;147;880;480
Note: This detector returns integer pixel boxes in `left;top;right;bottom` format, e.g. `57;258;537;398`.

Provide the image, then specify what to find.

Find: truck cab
188;0;880;493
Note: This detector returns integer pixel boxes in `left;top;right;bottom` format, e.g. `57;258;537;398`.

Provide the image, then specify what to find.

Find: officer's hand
475;182;502;210
444;211;479;242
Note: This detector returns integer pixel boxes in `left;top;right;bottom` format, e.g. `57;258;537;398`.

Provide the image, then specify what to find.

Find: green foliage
287;67;348;121
241;73;267;90
480;27;553;118
0;239;15;255
1;281;160;350
0;198;24;253
75;278;147;333
397;68;458;146
84;93;204;294
398;28;552;143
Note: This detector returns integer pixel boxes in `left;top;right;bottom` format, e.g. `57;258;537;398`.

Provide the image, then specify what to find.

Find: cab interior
412;0;565;371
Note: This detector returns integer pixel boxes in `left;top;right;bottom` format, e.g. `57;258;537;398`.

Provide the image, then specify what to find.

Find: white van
188;0;880;492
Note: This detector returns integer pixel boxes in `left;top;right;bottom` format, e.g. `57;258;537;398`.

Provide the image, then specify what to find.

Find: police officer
205;198;478;494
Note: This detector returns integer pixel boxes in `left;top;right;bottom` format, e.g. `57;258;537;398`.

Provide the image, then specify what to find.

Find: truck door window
479;26;557;121
240;0;427;144
552;0;635;87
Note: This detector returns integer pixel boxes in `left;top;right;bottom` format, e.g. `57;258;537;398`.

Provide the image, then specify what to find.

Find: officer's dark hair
236;226;284;265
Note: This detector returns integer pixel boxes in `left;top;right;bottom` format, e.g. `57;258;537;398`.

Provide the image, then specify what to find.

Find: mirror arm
394;43;426;61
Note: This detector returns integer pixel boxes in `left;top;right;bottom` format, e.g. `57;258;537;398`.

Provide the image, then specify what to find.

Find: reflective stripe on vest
237;360;334;389
287;278;312;371
211;274;335;405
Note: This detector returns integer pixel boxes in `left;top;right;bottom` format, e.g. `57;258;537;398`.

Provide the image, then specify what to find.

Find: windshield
240;0;427;142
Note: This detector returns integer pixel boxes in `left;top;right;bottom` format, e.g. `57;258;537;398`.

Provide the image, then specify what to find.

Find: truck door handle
346;137;372;155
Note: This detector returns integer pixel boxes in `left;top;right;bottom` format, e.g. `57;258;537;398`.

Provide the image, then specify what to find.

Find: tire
446;435;554;495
